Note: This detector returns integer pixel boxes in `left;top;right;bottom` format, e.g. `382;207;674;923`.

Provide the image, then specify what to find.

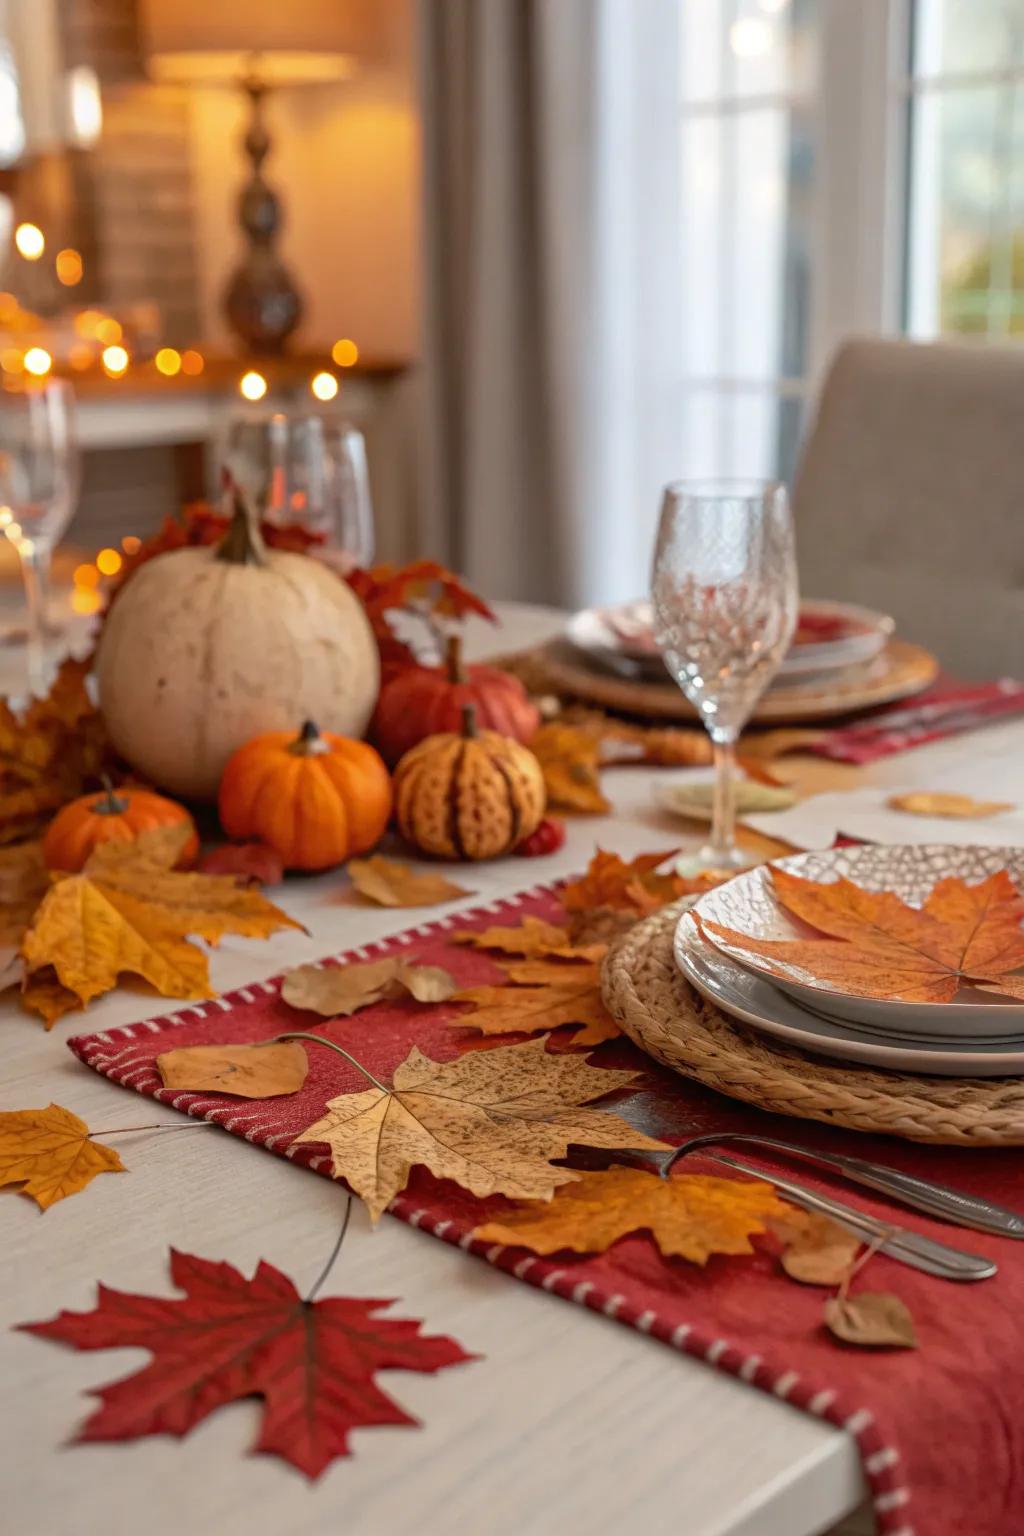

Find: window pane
907;81;1024;337
913;0;1024;79
680;104;815;378
680;0;822;106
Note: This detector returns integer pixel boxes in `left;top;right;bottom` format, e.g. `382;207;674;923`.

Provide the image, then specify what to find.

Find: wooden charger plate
520;638;939;724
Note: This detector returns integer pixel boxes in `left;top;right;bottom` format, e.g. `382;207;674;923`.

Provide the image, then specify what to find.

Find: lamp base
223;75;303;354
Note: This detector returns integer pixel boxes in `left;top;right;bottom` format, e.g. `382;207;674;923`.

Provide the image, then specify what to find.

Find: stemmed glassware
651;479;798;871
0;379;80;697
222;410;375;568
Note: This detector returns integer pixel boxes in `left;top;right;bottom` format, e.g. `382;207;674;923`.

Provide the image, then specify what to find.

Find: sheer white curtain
418;0;682;607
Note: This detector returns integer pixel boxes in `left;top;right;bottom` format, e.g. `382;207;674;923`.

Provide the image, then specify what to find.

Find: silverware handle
711;1152;997;1281
725;1135;1024;1239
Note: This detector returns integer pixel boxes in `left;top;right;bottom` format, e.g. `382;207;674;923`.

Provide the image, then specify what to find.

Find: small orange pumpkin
42;780;199;873
218;721;392;871
394;706;546;860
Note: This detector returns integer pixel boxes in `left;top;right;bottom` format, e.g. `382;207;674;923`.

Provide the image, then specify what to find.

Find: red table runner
811;676;1024;763
68;884;1024;1536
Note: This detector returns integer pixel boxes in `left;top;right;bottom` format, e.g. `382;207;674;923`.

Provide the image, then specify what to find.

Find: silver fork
563;1144;998;1282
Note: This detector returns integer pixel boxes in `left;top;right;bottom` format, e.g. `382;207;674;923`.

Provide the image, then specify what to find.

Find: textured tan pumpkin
96;496;380;801
394;707;546;860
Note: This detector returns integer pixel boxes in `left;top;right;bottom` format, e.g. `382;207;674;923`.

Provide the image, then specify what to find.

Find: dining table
4;598;1022;1536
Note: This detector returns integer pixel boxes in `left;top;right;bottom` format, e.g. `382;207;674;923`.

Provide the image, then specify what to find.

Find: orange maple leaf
454;957;620;1046
702;866;1024;1004
528;724;610;815
0;1103;124;1209
561;848;704;916
452;916;602;960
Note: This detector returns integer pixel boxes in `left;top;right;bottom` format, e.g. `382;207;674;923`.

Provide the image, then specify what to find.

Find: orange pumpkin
394;706;546;860
42;781;199;873
218;721;392;871
372;635;540;767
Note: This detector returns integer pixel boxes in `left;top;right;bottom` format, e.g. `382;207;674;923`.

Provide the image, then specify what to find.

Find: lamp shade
140;0;390;85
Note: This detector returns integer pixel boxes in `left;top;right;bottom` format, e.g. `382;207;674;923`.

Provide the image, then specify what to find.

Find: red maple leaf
21;1247;475;1478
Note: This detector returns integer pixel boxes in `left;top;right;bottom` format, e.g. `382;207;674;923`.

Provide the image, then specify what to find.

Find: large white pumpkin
96;502;380;800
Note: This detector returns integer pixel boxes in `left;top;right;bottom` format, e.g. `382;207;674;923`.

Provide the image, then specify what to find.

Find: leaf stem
274;1031;391;1094
306;1196;354;1302
90;1123;215;1138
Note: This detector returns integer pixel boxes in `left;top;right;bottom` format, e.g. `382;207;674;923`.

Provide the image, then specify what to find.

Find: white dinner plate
693;844;1024;1037
565;597;894;682
674;914;1024;1077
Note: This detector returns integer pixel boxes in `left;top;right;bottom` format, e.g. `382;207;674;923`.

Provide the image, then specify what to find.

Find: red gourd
372;636;539;768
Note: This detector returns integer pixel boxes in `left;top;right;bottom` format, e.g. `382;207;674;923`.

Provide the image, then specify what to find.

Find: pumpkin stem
461;703;479;739
290;720;330;757
216;475;267;568
93;774;128;817
445;633;467;684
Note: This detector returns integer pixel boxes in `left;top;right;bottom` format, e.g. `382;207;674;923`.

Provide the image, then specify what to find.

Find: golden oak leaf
455;959;620;1046
281;958;456;1017
156;1041;309;1098
292;1039;667;1221
0;1103;124;1209
473;1166;787;1263
453;916;603;960
702;866;1024;1004
561;848;701;916
888;791;1014;819
529;724;610;814
347;856;473;909
19;826;302;1025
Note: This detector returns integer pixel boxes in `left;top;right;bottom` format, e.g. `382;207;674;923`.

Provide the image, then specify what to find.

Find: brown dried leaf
347;856;473;909
888;791;1014;820
196;843;285;886
292;1038;668;1221
281;958;456;1018
529;724;610;814
823;1291;917;1349
779;1212;861;1286
156;1041;309;1099
453;916;601;960
568;906;641;949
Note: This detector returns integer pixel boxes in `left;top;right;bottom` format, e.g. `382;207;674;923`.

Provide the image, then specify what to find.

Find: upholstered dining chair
792;338;1024;678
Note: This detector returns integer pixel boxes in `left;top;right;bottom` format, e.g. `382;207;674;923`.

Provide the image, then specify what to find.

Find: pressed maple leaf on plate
474;1166;787;1264
0;1103;124;1209
19;825;301;1025
293;1039;666;1221
702;865;1024;1005
21;1247;474;1478
454;958;619;1047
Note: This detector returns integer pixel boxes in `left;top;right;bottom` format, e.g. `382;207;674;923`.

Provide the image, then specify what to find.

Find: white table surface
4;600;1021;1536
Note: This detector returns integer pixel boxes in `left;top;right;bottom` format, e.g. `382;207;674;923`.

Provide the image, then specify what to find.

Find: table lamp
140;0;385;352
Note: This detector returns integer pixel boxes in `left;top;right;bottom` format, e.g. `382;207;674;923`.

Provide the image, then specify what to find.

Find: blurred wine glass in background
222;410;375;569
0;379;80;697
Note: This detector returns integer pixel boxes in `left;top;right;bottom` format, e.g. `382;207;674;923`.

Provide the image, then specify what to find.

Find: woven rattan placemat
602;900;1024;1146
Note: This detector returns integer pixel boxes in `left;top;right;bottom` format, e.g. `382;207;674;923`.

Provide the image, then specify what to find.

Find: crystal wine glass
222;410;375;568
0;379;80;697
651;479;798;871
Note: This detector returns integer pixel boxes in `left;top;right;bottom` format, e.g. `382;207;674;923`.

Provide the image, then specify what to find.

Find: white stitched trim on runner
773;1371;799;1400
670;1323;691;1348
808;1389;837;1416
738;1354;762;1382
603;1295;625;1318
866;1447;900;1475
407;1210;426;1229
540;1270;564;1292
635;1310;656;1333
210;997;232;1011
705;1338;728;1363
485;1244;505;1263
237;989;254;1003
513;1256;535;1279
875;1489;910;1513
572;1281;594;1304
845;1408;874;1435
432;1220;451;1239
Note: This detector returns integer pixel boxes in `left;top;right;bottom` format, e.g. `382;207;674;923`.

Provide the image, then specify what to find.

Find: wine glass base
673;843;759;879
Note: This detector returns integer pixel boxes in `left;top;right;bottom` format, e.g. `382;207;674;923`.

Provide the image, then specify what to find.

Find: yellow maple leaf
529;723;610;814
454;958;620;1046
0;1102;124;1210
292;1039;666;1221
19;825;302;1025
474;1166;788;1263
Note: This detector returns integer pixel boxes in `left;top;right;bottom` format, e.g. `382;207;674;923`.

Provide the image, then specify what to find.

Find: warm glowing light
67;66;103;147
15;223;44;260
5;521;22;540
121;535;141;555
729;16;773;56
74;309;104;339
96;547;123;577
331;338;359;368
96;317;123;346
56;248;83;286
181;349;204;377
240;370;268;402
74;562;100;588
155;347;182;377
102;345;129;376
0;292;18;318
1;348;24;374
69;344;93;371
311;371;339;402
24;347;52;377
71;587;103;616
0;506;11;526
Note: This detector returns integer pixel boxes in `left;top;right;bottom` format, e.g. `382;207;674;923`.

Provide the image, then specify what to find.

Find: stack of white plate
677;845;1024;1078
566;597;894;690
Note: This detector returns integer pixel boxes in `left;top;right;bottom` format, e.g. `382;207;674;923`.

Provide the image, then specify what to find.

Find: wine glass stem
709;732;739;863
18;537;51;698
